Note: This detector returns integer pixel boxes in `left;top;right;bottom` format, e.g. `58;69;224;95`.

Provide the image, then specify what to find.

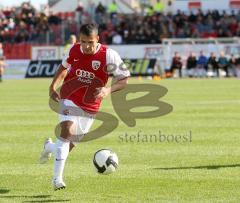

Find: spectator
228;18;238;36
236;10;240;22
218;51;229;77
186;52;197;77
236;57;240;78
146;6;154;16
95;2;106;15
0;59;5;82
153;0;165;14
165;0;174;14
108;0;118;18
87;0;96;20
170;52;183;78
76;0;84;24
112;32;123;44
229;54;237;77
64;34;77;54
197;51;208;77
0;42;4;58
48;12;61;25
8;18;15;30
207;52;219;77
14;21;29;43
1;4;240;45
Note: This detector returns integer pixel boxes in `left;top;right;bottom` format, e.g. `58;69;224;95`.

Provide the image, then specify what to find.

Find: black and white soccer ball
93;149;118;174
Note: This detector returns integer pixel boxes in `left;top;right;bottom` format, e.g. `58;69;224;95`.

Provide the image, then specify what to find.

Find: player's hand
94;87;111;99
49;90;60;102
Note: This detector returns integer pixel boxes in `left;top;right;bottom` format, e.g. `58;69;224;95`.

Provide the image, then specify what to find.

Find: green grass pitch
0;78;240;202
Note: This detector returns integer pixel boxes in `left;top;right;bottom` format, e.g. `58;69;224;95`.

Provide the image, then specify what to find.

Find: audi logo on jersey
76;69;95;83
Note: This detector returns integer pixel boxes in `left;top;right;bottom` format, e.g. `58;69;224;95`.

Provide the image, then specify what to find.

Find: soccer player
64;34;77;54
0;58;5;82
0;43;5;82
39;23;130;190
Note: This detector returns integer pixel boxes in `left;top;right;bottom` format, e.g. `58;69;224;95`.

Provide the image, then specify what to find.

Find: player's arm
95;77;129;99
95;48;130;99
110;77;129;93
49;65;68;102
50;45;74;102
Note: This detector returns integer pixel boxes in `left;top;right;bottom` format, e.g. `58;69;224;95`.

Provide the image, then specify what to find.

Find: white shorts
59;99;95;143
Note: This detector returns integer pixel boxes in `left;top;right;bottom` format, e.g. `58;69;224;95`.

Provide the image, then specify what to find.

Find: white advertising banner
4;60;30;79
174;0;230;12
32;46;59;60
109;44;164;59
32;43;240;71
111;43;239;70
58;44;165;59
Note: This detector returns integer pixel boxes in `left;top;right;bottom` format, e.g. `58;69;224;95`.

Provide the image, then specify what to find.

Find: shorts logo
92;60;101;70
63;109;70;115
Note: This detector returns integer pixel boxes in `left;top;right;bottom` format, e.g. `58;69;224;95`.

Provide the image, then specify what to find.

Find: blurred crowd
0;2;48;43
170;51;240;78
0;1;240;45
0;1;76;44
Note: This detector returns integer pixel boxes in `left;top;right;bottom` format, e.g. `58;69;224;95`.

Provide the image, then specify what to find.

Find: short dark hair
79;23;98;36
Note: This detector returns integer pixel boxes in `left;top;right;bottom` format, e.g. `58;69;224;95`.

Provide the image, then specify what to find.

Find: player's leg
52;120;75;190
224;65;229;77
40;99;78;164
39;138;54;164
69;142;75;151
52;110;95;190
39;122;76;190
45;139;75;153
40;137;75;164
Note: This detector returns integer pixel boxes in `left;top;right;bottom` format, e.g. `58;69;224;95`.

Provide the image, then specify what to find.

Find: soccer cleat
52;178;66;191
39;138;52;164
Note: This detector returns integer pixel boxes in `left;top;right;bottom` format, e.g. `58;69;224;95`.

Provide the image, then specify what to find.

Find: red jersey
60;43;108;114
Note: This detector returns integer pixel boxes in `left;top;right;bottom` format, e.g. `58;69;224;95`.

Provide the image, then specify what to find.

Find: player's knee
60;121;75;139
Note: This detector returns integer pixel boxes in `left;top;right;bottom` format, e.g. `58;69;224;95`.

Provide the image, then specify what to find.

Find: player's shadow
22;200;70;203
0;194;70;202
153;164;240;170
0;195;51;198
0;188;70;202
0;188;10;194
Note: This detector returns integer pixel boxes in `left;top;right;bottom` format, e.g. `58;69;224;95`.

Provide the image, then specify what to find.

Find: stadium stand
0;0;240;78
0;1;240;46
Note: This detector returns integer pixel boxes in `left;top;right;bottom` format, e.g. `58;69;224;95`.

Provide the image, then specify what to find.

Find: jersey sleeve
106;48;130;79
62;44;75;69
